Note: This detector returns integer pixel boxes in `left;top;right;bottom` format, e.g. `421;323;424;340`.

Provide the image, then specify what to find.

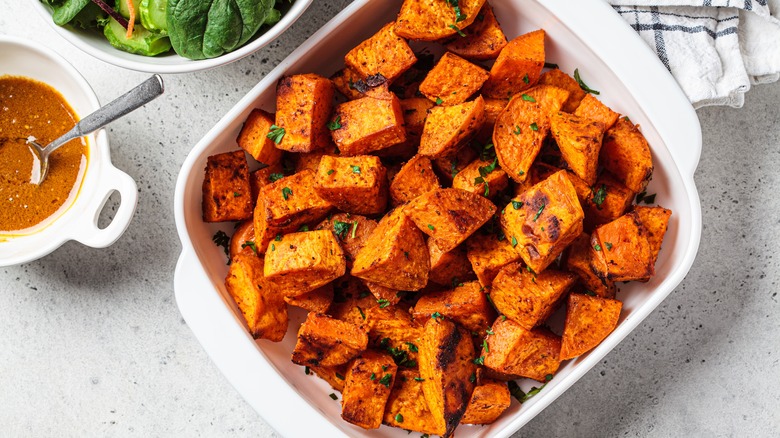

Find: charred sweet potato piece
500;170;584;273
460;378;511;424
264;230;346;296
202;150;253;222
314;155;388;215
345;22;417;82
433;144;479;185
481;30;545;98
229;219;256;260
482;317;561;382
396;97;435;151
600;117;654;193
342;351;398;429
493;85;568;183
466;232;522;287
389;154;440;206
249;161;284;201
589;211;654;282
316;213;378;270
563;233;616;299
419;52;489;106
452;157;509;198
574;93;619;130
583;172;635;232
311;363;350;392
237;109;283;165
284;283;334;313
331;67;366;100
418;318;477;437
428;239;476;286
537;69;587;113
327;276;378;326
476;97;507;142
413;281;494;333
257;170;332;230
330;94;407;156
275;74;334;153
559;293;622;360
383;369;445;435
395;0;486;41
633;205;672;265
490;262;577;330
366;305;423;366
444;3;507;60
419;96;486;158
550;111;606;185
225;251;287;341
292;313;368;367
352;207;430;291
405;188;497;253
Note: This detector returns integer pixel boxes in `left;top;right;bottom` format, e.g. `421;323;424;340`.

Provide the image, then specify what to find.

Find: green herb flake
518;170;525;176
469;373;476;383
357;306;366;320
414;377;425;382
512;200;524;210
508;380;526;403
327;169;335;175
351;221;358;238
448;24;466;37
431;311;443;320
350;165;361;174
450;159;459;178
593;244;602;251
544;62;559;69
584;290;597;296
329;393;338;400
379;373;393;387
427;224;435;231
521;94;536;102
486;327;494;336
241;241;257;254
269;172;284;182
574;68;600;95
327;115;342;131
523;73;530;84
298;225;309;232
472;356;485;365
281;187;293;200
530;122;539;131
643;193;657;204
395;413;404;423
501;315;507;321
605;242;613;250
435;96;444;105
270;244;275;251
212;230;230;258
267;125;285;144
335;373;345;380
533;203;546;221
333;220;351;239
370;373;376;381
523;385;544;401
482;339;489;353
511;236;518;248
405;342;418;352
513;125;521;135
304;366;310;375
378;298;391;309
404;251;410;259
275;234;283;242
593;184;607;207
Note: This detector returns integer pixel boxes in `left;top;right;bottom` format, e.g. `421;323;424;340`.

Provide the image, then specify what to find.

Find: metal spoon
26;74;165;185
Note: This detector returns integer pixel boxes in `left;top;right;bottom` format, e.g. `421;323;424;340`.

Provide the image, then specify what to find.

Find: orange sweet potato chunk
327;276;378;326
452;156;509;198
202;150;253;222
589;211;654;282
229;219;255;260
330;94;407;156
345;22;417;82
366;305;423;366
283;283;333;313
311;363;350;392
314;155;388;215
428;239;476;286
582;171;635;232
257;170;332;229
445;3;508;60
249;161;284;201
395;0;486;41
460;378;511;424
563;233;616;299
419;96;486;158
383;369;445;435
482;317;561;382
633;205;672;265
600;117;654;194
315;213;377;270
419;52;489;106
537;68;587;113
490;262;577;330
559;293;622;360
574;93;620;130
466;232;522;287
405;188;497;253
500;170;584;273
341;351;398;429
237;109;283;166
413;281;495;333
292;313;368;367
550;111;606;185
481;29;545;98
389;154;441;206
275;74;334;153
263;230;346;296
476;97;507;142
433;144;479;185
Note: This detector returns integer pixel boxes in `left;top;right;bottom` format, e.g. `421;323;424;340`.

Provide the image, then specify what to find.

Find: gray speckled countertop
1;1;779;436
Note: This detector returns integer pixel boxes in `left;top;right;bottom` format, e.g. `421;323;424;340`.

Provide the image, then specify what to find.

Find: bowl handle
69;164;138;248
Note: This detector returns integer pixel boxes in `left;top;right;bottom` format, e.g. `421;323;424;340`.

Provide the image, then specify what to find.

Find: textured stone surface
1;1;779;436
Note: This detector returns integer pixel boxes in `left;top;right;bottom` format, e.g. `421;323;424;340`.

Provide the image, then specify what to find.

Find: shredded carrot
125;0;135;38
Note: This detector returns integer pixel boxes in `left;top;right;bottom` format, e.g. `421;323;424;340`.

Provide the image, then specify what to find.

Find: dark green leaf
573;68;600;95
267;124;285;144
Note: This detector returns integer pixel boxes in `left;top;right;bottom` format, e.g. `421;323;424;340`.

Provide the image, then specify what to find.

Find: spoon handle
45;75;165;153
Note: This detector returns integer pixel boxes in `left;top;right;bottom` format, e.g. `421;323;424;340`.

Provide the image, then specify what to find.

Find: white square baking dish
173;0;702;436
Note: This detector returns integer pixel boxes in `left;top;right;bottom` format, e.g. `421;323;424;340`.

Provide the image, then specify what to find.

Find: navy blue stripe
630;23;739;39
616;9;739;23
650;8;671;72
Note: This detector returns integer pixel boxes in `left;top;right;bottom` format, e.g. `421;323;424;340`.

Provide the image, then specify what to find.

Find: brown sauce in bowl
0;76;88;234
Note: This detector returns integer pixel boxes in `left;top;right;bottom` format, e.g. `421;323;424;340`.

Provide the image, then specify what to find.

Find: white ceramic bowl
173;0;703;435
29;0;313;74
0;36;138;267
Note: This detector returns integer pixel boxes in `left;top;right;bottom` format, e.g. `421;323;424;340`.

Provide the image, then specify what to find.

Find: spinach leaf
43;0;92;26
167;0;279;60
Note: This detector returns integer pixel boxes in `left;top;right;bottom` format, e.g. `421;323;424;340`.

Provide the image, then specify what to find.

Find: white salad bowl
173;0;703;436
29;0;314;74
0;36;138;267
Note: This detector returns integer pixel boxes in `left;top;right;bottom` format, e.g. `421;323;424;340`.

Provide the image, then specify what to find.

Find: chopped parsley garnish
212;230;230;258
304;366;310;375
370;373;376;381
451;277;464;288
241;241;257;254
523;73;530;84
378;298;391;309
233;191;242;197
404;251;410;259
513;125;521;135
584;290;597;296
544;62;559;69
351;221;358;238
478;157;498;178
472;356;485;365
508;380;525;402
327;116;342;131
350;165;361;174
357;306;366;320
636;191;657;204
435;97;443;105
329;393;338;400
450;159;459;178
448;24;466;37
511;236;518;248
482;339;490;353
327;169;335;175
427;224;435;231
414;377;425;382
281;187;293;200
574;68;600;95
405;342;418;352
512;200;523;210
605;242;613;250
270;244;275;251
523;385;544;401
395;413;404;423
469;373;476;383
298;225;309;232
333;220;351;239
431;311;443;320
275;234;283;242
335;373;345;380
545;374;553;382
593;184;607;207
379;373;393;387
518;170;525;176
593;244;602;251
533;203;546;221
486;327;494;336
269;172;284;182
267;125;285;144
530;122;539;131
521;94;536;102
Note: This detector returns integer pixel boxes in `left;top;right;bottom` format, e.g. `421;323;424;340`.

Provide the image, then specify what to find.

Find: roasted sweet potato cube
419;96;486;159
275;74;334;153
257;170;332;229
481;30;545;98
237;109;283;165
445;3;507;60
225;251;287;341
559;293;622;360
466;232;522;287
482;317;561;382
202;150;253;222
461;378;511;424
433;144;479;185
419;318;477;437
419;52;489;106
413;281;494;333
589;212;654;282
330;95;407;156
452;157;509;198
311;364;350;392
366;305;423;366
229;219;256;260
428;239;476;286
633;205;672;265
383;369;445;435
364;281;402;306
331;67;366;100
249;161;284;201
600;117;654;193
316;213;378;270
538;69;587;113
476;97;508;142
395;0;486;41
292;313;368;367
550;112;606;185
490;262;577;330
583;172;635;231
400;97;435;145
342;351;398;429
293;149;328;174
252;204;298;256
352;207;430;291
264;230;346;296
405;188;497;253
389;154;440;206
493;86;568;183
563;234;616;299
328;276;378;325
314;155;388;215
284;283;334;313
574;93;619;129
345;22;417;82
500;170;584;273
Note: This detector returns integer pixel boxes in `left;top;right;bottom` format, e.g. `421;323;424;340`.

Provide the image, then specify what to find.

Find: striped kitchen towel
608;0;780;108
